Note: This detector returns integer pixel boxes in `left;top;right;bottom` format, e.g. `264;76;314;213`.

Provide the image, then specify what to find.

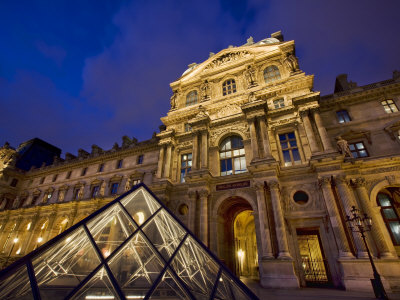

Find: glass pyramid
0;183;258;300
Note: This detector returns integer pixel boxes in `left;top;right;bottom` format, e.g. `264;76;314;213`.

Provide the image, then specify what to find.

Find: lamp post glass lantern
346;206;388;300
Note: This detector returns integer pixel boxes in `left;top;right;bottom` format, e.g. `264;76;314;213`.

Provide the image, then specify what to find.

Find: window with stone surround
273;98;285;109
348;142;368;158
98;163;104;172
279;132;301;167
377;190;400;245
184;123;192;132
219;136;246;176
186;90;198;106
180;153;192;183
91;185;100;198
381;99;398;113
137;155;144;164
110;182;119;195
264;65;281;83
116;159;123;169
336;110;351;123
222;79;237;96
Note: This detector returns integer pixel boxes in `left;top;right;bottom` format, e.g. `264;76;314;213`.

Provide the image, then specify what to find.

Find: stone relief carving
283;52;299;73
211;104;242;120
209;122;249;146
200;80;210;100
170;90;179;109
204;50;251;70
336;136;353;157
243;65;257;87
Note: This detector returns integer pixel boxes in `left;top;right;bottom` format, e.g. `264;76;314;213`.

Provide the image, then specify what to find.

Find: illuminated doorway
234;210;258;278
297;230;330;286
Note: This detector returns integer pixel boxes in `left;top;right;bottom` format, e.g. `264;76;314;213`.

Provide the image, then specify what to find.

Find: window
133;179;141;186
273;98;285;109
279;132;301;166
66;171;72;179
219;136;246;176
381;100;398;113
264;65;281;83
336;110;351;123
348;142;368;158
180;154;192;183
377;191;400;245
91;185;100;198
98;163;104;172
184;123;192;132
222;79;237;96
73;188;80;200
116;159;123;169
10;179;18;187
40;177;45;184
52;174;58;182
81;167;87;176
137;155;144;164
110;183;119;195
186;90;198;106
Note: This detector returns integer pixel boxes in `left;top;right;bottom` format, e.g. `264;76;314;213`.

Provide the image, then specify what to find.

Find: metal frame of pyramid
0;183;259;300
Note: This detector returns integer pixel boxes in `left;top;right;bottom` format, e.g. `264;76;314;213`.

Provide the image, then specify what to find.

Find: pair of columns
247;116;273;161
300;109;333;153
188;189;208;246
157;143;173;178
191;130;208;170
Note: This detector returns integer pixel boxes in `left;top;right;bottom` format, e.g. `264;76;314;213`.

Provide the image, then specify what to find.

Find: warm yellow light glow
237;249;244;259
136;212;145;225
13;237;19;243
61;218;68;224
102;249;110;258
41;222;46;230
16;248;21;255
66;237;72;242
85;296;115;300
26;222;31;230
37;237;43;243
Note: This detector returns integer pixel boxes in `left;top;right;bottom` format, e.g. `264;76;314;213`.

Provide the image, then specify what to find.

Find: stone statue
248;92;256;102
336;136;353;157
99;181;106;197
78;187;84;199
58;189;65;202
200;80;210;100
125;177;131;192
195;105;208;118
284;52;299;73
244;65;256;87
170;90;178;109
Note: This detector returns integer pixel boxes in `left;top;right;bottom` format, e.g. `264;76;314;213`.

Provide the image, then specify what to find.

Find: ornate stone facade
1;32;400;292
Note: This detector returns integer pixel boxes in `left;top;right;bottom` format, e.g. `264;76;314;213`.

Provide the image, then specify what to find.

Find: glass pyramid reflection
0;183;258;300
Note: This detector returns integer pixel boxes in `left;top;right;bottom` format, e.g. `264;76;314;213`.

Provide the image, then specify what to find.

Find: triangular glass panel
120;188;160;226
87;203;136;258
108;231;164;297
0;264;33;300
142;209;186;260
213;271;249;300
170;236;219;300
32;227;101;299
148;268;190;300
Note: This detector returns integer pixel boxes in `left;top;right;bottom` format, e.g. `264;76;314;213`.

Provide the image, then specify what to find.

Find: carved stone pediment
211;104;242;120
384;119;400;140
204;50;251;71
338;129;371;144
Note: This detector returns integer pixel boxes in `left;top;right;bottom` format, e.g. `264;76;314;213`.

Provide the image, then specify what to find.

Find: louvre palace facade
1;32;400;292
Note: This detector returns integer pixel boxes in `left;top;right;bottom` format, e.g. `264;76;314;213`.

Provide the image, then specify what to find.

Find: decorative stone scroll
204;50;251;70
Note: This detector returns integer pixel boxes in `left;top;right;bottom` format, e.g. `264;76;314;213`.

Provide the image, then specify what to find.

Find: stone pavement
241;278;400;300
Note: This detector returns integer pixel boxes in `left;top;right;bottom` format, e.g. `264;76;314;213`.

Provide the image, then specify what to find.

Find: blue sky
1;0;400;155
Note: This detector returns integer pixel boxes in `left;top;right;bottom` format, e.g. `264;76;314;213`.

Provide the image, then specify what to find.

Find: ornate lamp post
346;206;388;300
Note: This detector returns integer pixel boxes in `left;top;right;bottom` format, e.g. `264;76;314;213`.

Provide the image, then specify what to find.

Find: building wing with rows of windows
1;32;400;293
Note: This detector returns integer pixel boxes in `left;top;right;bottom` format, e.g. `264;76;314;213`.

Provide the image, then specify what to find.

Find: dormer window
222;79;237;96
186;90;198;106
273;98;285;109
264;66;281;83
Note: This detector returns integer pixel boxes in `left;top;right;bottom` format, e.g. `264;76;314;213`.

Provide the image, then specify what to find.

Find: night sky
1;1;400;155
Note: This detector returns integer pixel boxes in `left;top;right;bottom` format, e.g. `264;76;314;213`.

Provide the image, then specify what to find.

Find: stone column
187;190;197;233
163;144;172;178
0;198;6;210
300;110;319;153
353;178;394;258
258;117;273;159
319;177;353;258
198;189;208;246
255;182;274;259
156;145;165;178
269;181;291;259
248;118;259;161
43;212;57;242
200;130;208;169
335;176;368;257
192;132;199;170
312;109;333;151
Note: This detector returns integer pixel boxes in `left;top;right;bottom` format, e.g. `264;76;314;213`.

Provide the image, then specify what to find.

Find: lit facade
1;32;400;292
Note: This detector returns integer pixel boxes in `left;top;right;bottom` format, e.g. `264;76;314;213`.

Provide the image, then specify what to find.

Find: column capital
254;181;265;190
318;176;332;187
299;109;310;118
268;180;280;190
353;177;367;188
335;175;350;186
198;189;209;198
187;190;197;199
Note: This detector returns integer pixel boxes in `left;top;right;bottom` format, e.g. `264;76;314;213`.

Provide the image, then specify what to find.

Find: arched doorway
216;196;259;279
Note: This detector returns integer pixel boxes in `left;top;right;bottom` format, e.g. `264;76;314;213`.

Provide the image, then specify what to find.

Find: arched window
377;191;400;245
264;65;281;83
186;90;198;106
222;79;237;96
219;136;246;176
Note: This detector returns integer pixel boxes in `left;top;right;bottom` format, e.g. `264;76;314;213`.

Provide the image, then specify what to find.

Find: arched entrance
216;196;259;279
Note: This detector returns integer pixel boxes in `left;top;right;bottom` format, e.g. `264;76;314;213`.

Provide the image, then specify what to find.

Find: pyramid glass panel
213;271;249;300
70;266;120;300
0;264;33;300
108;231;164;297
170;236;219;299
87;203;136;258
142;209;186;260
148;268;190;300
32;227;101;299
121;188;161;225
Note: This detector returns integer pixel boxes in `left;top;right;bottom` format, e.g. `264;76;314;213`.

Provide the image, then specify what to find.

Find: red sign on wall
216;180;250;191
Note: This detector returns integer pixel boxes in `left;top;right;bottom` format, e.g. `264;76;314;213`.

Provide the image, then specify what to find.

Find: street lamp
346;206;388;300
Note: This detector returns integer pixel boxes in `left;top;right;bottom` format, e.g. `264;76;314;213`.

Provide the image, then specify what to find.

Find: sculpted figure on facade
283;52;299;73
125;177;132;192
99;180;106;197
170;90;178;109
200;80;210;100
336;136;353;157
244;65;257;87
